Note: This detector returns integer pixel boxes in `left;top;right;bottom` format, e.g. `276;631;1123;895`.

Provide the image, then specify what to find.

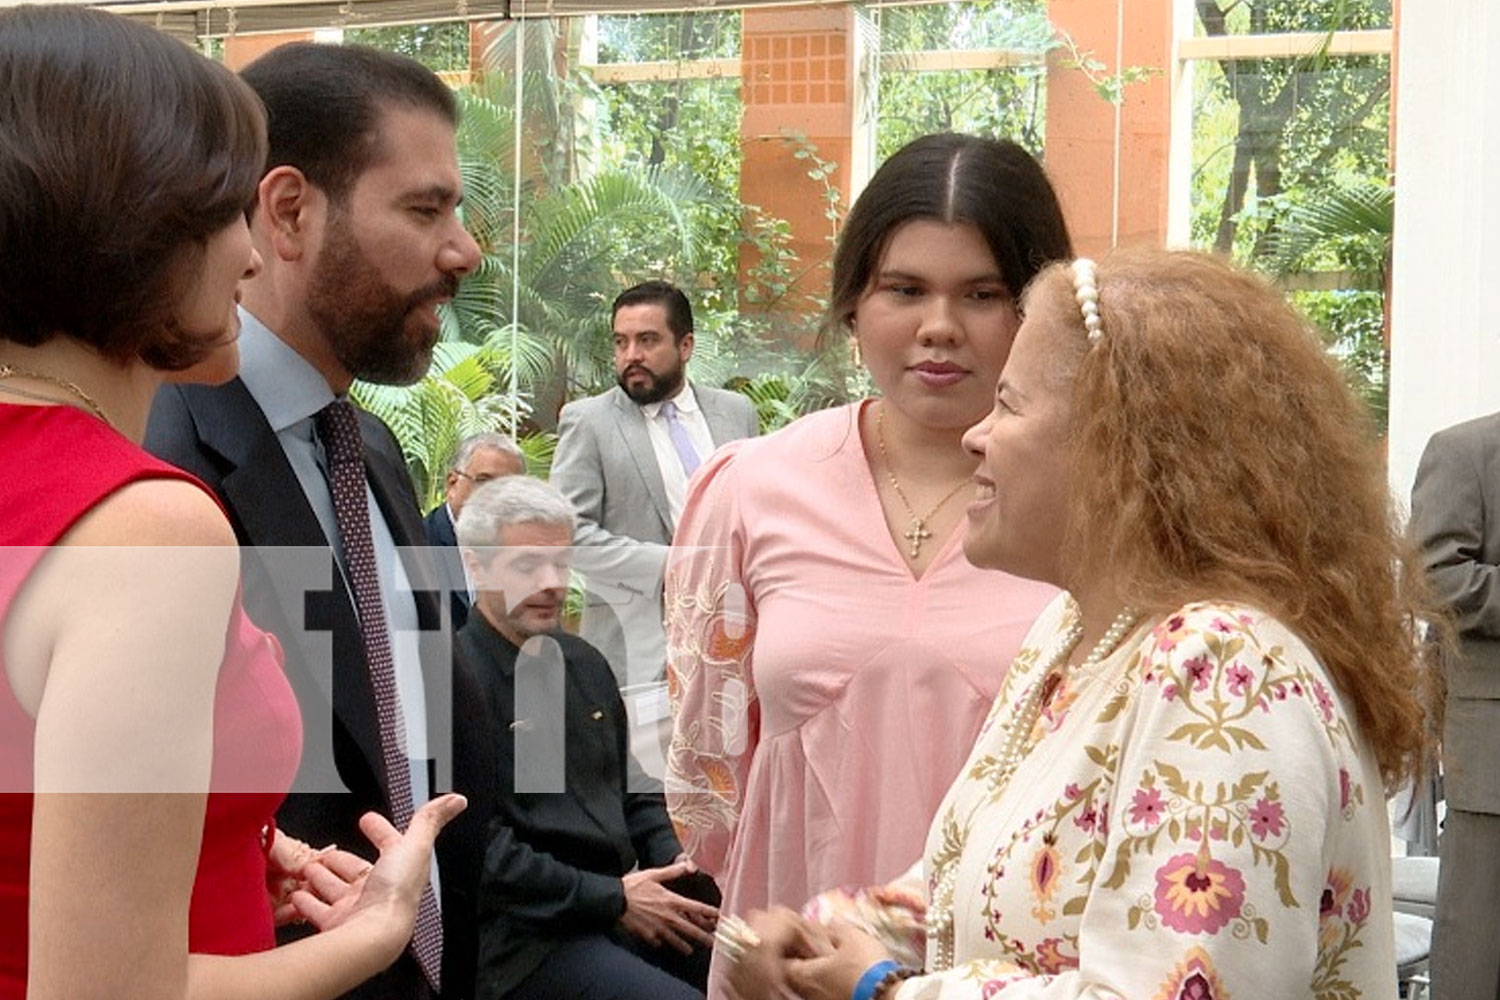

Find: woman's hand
724;906;831;1000
784;920;895;1000
266;832;376;928
289;794;467;951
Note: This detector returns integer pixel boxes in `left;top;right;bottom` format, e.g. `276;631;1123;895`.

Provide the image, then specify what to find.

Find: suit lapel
181;379;385;800
610;387;672;534
698;386;742;447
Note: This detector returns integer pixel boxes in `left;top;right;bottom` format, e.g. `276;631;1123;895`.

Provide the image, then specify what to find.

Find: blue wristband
851;959;902;1000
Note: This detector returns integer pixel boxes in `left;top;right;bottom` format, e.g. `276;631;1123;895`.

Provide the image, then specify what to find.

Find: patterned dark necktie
315;399;443;990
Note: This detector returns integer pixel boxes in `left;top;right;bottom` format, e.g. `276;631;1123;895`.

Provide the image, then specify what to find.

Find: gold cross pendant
904;518;932;558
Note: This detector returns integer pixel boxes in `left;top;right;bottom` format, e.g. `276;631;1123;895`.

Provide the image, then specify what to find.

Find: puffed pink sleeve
664;441;760;877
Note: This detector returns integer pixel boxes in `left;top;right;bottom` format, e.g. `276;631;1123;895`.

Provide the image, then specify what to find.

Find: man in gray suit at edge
550;280;757;704
1411;410;1500;1000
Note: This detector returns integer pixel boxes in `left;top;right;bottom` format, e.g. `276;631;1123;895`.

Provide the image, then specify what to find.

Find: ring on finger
714;915;762;966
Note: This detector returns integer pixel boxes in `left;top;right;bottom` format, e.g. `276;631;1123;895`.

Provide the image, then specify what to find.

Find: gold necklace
0;363;111;426
927;602;1141;970
875;403;971;559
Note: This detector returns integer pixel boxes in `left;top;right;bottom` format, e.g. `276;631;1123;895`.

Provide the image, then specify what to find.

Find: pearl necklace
926;604;1140;971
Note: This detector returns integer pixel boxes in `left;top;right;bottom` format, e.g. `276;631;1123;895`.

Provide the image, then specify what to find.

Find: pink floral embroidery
1151;947;1228;1000
1347;887;1371;925
1225;662;1253;696
1130;787;1167;828
1035;937;1077;974
1338;768;1352;811
1184;655;1213;691
1154;853;1245;934
1248;797;1285;840
1313;681;1335;722
1075;805;1099;834
1321;868;1353;920
1209;617;1235;633
1032;841;1061;901
1156;615;1191;652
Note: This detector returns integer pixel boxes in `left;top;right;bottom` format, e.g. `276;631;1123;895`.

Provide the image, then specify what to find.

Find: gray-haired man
425;431;526;627
456;477;719;1000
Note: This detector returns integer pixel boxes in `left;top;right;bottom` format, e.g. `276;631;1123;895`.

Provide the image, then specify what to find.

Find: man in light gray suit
551;280;757;698
1411;410;1500;1000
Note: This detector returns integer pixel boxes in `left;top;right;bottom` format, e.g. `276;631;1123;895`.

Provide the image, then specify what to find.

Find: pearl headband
1071;257;1103;345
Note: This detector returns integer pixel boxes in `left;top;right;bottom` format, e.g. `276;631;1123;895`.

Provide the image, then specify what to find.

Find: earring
849;335;863;369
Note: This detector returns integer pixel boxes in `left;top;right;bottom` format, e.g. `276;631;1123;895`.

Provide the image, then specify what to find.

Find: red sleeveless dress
0;403;303;996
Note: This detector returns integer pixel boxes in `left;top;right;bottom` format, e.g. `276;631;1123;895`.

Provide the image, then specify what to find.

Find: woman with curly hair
725;247;1435;1000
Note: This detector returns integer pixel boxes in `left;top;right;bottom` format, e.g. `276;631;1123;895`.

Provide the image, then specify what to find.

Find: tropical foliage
351;0;1399;502
1185;0;1393;429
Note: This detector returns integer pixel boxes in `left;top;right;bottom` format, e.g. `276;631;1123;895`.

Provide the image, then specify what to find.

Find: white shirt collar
236;306;337;434
640;381;700;419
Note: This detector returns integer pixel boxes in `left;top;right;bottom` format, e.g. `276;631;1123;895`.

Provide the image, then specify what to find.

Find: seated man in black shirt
456;476;719;1000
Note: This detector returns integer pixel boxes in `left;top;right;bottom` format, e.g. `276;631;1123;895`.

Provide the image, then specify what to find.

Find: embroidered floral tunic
885;595;1395;1000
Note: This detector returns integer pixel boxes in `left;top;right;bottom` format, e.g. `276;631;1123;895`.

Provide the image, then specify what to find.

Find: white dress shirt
639;382;715;529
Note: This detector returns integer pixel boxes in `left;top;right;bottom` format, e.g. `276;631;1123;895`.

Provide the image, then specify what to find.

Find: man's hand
618;860;719;954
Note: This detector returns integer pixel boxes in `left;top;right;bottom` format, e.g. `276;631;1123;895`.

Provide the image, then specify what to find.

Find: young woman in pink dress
0;8;462;998
664;134;1072;951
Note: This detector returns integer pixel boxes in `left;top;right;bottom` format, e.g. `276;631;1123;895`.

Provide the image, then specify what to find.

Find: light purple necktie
316;400;444;990
661;399;701;477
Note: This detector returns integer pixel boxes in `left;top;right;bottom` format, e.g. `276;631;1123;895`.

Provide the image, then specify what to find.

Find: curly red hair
1035;247;1436;787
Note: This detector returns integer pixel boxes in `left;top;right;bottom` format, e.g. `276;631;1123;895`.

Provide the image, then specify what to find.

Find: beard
617;359;686;405
304;210;458;386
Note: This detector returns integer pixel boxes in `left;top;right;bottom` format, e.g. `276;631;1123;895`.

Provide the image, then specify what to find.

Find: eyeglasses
453;470;502;485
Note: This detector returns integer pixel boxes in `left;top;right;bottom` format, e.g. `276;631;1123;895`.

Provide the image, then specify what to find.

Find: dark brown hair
612;280;694;343
1041;248;1436;786
240;41;457;205
825;133;1073;339
0;5;267;370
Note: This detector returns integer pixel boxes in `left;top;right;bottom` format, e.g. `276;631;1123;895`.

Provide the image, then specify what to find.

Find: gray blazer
550;383;758;685
1411;410;1500;813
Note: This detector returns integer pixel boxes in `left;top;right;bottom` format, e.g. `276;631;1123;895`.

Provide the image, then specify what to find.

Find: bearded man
549;281;756;695
146;42;493;1000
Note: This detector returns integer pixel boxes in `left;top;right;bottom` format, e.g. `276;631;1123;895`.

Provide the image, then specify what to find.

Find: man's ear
678;331;695;365
254;165;323;263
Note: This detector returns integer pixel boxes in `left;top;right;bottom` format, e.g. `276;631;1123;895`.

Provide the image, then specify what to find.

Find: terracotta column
1043;0;1173;257
222;32;313;70
737;5;856;334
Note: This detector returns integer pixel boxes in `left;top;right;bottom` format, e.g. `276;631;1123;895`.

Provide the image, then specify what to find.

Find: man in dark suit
1412;411;1500;1000
454;476;718;1000
146;42;491;1000
551;280;758;693
425;432;526;629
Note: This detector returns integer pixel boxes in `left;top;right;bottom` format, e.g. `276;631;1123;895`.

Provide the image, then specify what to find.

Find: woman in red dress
0;7;464;998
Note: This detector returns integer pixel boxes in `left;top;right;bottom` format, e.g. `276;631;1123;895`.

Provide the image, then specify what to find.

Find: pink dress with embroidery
664;401;1057;922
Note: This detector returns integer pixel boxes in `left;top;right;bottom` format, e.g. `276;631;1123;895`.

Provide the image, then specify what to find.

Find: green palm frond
1260;183;1393;288
519;430;559;477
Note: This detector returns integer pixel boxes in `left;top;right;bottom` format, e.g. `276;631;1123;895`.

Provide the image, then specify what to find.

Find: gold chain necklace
0;363;111;426
875;403;971;559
